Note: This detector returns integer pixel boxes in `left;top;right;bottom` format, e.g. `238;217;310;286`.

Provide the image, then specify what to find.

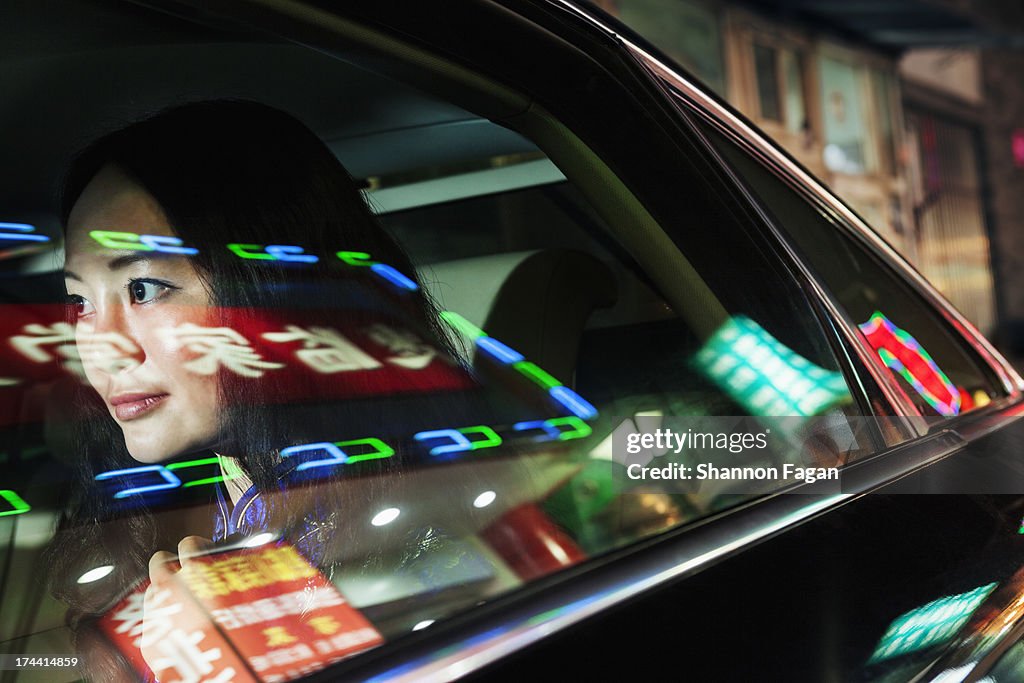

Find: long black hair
44;100;461;620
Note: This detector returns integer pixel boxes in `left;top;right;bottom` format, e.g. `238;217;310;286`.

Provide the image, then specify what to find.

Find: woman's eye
128;280;169;304
66;295;95;318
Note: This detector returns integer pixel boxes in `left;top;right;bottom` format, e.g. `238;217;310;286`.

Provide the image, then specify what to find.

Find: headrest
420;249;617;384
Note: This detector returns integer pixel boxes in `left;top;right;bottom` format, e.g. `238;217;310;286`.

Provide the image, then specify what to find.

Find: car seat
419;248;617;385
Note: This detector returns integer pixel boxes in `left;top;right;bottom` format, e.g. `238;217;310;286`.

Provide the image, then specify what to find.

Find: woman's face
63;164;221;463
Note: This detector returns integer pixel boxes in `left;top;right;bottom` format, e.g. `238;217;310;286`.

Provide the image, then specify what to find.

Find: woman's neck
216;453;253;506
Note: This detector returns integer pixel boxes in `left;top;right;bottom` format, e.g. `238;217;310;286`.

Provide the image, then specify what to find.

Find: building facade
592;0;999;338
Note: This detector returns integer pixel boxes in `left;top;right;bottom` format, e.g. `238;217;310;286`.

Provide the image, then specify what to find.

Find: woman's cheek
72;326;113;395
137;308;202;364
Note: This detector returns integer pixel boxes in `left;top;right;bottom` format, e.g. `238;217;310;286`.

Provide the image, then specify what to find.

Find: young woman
45;99;469;637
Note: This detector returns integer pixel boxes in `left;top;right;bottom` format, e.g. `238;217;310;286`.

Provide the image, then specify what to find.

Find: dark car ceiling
0;0;536;240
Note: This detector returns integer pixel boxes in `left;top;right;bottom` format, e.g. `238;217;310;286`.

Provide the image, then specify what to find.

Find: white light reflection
77;565;114;584
243;532;276;548
412;620;435;631
372;507;401;527
473;491;496;509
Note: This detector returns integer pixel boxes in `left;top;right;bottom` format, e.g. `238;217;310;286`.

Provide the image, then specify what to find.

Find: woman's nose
76;307;144;375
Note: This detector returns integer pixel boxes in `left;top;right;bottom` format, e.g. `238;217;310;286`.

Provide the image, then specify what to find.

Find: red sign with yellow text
98;541;382;682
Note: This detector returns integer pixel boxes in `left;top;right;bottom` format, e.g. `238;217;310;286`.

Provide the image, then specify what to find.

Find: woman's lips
109;393;169;421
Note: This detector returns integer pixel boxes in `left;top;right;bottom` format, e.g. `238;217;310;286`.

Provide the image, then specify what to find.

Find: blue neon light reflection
281;442;348;471
513;420;563;441
371;263;418;291
414;429;474;456
549;386;598;420
477;337;525;364
0;223;49;242
96;465;182;499
265;245;319;263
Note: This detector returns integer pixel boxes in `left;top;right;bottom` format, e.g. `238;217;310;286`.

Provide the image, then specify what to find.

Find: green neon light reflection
514;362;561;390
441;311;596;421
336;251;376;267
460;426;503;450
868;582;997;663
166;457;239;488
440;311;486;339
227;243;275;260
90;230;155;251
0;489;31;517
336;437;394;464
547;416;593;440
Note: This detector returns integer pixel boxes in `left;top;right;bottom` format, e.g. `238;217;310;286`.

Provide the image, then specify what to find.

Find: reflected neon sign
513;416;593;441
337;251;417;291
93;409;594;500
414;425;503;456
227;244;318;263
281;438;395;471
96;465;182;499
0;223;49;243
4;319;443;384
693;316;851;417
869;582;996;663
87;232;420;291
90;230;198;255
859;311;960;416
0;489;31;516
440;311;598;421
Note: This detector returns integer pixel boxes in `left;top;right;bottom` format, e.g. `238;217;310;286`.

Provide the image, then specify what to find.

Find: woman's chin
124;438;214;464
125;446;177;464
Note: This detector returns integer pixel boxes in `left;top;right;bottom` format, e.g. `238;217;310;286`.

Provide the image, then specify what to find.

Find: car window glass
1;6;889;680
693;117;1005;418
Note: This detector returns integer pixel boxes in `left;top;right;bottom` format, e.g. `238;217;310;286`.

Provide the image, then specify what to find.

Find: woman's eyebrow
63;253;159;281
107;253;152;271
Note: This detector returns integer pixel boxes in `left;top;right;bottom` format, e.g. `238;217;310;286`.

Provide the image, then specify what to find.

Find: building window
870;68;898;176
748;36;809;140
781;49;808;135
820;55;869;174
753;43;782;121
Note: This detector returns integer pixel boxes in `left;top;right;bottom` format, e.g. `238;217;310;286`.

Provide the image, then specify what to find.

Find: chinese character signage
0;304;475;427
98;541;382;682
